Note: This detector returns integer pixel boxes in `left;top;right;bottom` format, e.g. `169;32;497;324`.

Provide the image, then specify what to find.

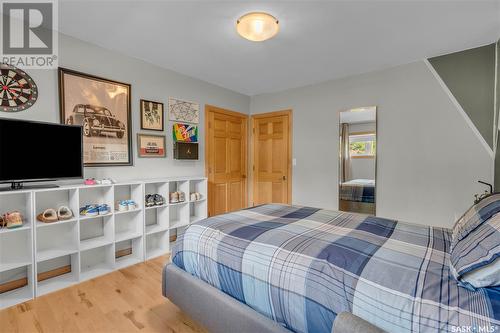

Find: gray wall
429;44;496;149
496;41;500;191
0;34;250;181
251;61;493;227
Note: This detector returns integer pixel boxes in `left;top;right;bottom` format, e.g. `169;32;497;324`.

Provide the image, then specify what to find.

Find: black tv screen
0;118;83;183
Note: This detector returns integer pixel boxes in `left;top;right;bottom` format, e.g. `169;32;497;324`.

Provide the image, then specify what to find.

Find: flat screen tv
0;118;83;190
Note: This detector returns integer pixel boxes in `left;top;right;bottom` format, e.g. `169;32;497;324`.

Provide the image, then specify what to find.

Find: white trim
424;59;494;159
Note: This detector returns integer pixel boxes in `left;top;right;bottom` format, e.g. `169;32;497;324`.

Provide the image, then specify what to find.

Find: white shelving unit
0;176;207;310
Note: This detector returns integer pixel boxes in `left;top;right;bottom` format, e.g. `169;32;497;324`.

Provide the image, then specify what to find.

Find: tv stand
0;182;59;191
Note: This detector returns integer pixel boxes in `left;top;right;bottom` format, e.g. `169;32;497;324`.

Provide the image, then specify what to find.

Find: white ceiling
58;1;500;96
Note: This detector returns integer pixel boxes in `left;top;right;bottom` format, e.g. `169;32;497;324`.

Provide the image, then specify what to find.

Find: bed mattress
340;179;375;203
172;204;500;333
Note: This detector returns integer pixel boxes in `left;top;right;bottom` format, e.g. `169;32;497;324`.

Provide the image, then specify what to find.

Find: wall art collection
58;68;132;167
54;65;200;164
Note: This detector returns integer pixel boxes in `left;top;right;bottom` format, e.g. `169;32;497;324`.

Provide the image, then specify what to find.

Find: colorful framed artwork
140;99;164;131
173;123;198;142
168;97;199;124
58;67;132;167
137;134;166;158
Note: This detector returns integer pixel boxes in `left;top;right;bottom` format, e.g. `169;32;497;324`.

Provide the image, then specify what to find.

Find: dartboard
0;64;38;112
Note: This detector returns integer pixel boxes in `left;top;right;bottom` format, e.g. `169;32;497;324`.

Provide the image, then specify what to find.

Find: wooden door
252;110;292;205
205;105;248;216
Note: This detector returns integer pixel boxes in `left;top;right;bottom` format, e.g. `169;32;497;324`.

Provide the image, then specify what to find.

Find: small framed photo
137;134;166;158
140;99;164;131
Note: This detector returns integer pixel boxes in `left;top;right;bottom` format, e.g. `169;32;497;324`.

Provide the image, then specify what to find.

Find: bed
339;179;375;203
339;179;376;214
165;204;500;333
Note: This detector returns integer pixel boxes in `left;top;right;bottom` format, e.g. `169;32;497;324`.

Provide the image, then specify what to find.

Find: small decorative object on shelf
169;191;186;203
79;204;110;217
37;207;73;223
145;194;165;207
190;192;202;201
84;178;97;185
116;200;137;211
2;211;23;229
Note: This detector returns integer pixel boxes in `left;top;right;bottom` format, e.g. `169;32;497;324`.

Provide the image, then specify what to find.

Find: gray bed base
163;264;384;333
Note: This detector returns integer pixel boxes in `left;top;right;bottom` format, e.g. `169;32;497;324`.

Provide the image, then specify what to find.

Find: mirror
339;106;377;215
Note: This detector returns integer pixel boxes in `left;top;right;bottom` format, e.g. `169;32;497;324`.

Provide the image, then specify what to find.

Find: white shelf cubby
115;210;142;242
80;214;114;251
115;237;143;269
36;221;78;262
145;230;170;260
36;253;79;296
0;265;34;309
145;205;169;235
80;244;114;281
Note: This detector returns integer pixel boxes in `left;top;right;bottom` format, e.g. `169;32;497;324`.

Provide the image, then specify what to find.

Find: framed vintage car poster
140;99;164;131
58;68;132;166
137;134;166;158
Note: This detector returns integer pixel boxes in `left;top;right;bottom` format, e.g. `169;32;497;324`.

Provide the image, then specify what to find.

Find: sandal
37;208;58;223
57;206;73;220
5;211;23;229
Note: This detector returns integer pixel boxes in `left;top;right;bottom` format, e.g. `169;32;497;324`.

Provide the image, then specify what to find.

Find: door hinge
208;122;212;129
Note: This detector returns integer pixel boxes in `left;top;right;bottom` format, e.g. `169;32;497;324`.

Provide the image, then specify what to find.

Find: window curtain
340;123;351;182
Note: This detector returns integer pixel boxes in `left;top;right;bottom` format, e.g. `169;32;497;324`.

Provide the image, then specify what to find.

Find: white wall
0;33;250;181
250;61;493;227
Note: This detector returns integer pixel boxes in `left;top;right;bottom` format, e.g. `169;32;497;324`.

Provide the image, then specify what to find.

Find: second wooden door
252;110;292;205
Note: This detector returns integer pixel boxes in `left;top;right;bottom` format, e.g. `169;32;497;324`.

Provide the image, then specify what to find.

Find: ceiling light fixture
236;12;279;42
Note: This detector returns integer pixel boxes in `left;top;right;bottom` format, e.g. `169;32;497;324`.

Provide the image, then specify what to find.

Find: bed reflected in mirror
339;106;377;215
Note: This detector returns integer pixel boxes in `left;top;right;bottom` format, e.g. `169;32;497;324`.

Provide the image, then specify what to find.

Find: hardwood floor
0;256;207;333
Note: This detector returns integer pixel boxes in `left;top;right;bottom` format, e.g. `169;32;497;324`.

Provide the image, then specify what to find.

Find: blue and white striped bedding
340;179;375;203
172;204;500;333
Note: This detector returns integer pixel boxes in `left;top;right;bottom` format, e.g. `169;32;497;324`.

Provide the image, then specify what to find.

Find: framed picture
173;123;198;142
168;97;199;124
140;99;164;131
137;134;166;158
58;67;132;167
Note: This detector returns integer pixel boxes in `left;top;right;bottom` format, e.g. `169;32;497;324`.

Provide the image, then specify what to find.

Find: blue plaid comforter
172;204;500;333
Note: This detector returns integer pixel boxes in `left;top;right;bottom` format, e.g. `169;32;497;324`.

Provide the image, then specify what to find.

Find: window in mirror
349;132;376;158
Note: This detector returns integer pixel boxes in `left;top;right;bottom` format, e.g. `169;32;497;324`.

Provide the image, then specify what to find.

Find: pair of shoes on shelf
80;204;110;217
170;191;185;203
0;211;23;229
84;178;115;186
37;206;73;223
116;200;137;211
190;192;202;201
145;194;165;207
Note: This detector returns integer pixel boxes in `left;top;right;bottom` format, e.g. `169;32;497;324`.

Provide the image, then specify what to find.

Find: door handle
282;175;286;181
242;175;247;179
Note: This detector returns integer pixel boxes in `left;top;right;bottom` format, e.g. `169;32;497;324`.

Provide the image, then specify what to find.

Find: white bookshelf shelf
0;176;207;309
80;236;113;252
36;218;77;228
37;248;78;262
